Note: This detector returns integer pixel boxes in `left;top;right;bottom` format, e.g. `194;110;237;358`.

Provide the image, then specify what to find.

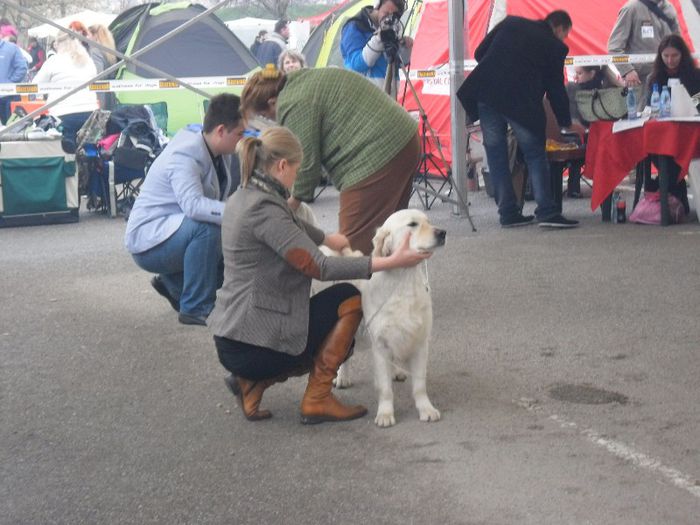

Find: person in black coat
457;10;584;228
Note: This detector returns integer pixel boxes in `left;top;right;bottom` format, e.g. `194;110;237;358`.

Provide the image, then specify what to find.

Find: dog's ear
372;227;392;257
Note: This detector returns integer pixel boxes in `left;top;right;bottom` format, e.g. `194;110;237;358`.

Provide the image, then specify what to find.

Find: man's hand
287;196;301;211
323;233;351;253
400;36;414;50
623;70;641;87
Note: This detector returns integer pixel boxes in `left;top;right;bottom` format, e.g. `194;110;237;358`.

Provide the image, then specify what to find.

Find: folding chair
84;102;168;218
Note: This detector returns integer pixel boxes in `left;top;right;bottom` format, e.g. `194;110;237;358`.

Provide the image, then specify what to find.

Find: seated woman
644;35;700;213
564;66;619;197
32;33;98;147
209;126;430;424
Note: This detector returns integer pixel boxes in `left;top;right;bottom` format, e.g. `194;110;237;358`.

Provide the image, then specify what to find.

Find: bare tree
2;0;114;38
226;0;291;19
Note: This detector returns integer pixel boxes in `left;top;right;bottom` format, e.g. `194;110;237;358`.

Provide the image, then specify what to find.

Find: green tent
110;2;259;134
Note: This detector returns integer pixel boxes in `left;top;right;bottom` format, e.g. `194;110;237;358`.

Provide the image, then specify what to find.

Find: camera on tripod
379;14;401;58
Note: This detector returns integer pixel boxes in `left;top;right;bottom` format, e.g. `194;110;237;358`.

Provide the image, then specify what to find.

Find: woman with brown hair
646;34;700;102
644;35;700;213
87;24;118;70
240;66;420;255
209;126;430;423
87;23;118;109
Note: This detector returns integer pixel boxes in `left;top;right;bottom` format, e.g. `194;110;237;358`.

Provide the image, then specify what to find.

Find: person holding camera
340;0;412;97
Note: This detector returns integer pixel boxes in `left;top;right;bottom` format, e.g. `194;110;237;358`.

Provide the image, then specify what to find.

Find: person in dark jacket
457;10;584;228
255;19;289;67
249;30;267;56
26;37;46;76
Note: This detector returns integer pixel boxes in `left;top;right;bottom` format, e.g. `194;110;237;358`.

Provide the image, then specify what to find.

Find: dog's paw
374;411;396;427
392;372;407;382
334;364;352;389
333;375;353;389
418;406;441;422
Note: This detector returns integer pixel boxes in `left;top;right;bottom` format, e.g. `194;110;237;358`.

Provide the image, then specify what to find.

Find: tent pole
448;0;472;225
0;0;232;137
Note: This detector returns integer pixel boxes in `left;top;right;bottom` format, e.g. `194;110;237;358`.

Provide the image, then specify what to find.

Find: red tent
404;0;697;165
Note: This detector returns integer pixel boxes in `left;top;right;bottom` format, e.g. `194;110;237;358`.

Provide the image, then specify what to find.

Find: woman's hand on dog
372;233;432;272
323;233;351;253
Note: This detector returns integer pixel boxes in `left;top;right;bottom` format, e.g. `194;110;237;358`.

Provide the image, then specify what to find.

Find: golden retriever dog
362;209;445;427
299;204;445;427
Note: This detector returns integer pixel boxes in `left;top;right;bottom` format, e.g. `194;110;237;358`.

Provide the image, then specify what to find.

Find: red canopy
403;0;696;165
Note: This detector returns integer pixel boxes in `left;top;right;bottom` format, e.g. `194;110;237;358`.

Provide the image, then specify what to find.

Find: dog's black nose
436;229;446;244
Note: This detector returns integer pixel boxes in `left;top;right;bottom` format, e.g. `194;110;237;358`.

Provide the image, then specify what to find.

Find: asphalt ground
2;181;699;524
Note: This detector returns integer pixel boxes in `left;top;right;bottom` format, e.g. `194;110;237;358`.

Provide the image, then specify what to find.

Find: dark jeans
478;102;559;221
0;95;20;124
215;283;360;381
647;155;689;214
132;217;223;317
60;111;93;149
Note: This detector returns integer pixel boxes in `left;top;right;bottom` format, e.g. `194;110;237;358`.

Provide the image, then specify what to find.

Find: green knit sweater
277;68;418;202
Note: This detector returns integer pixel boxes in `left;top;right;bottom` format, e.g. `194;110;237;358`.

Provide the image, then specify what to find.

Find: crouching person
125;94;245;326
209;127;430;423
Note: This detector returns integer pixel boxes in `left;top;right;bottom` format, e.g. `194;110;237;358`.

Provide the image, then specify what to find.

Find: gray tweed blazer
208;183;371;356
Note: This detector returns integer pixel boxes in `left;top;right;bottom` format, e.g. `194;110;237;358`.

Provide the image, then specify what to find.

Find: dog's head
371;209;446;257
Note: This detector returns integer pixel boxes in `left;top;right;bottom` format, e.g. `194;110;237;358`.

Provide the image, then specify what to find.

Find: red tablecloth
586;120;700;210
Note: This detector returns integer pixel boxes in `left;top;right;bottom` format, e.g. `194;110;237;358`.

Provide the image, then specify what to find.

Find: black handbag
575;87;631;122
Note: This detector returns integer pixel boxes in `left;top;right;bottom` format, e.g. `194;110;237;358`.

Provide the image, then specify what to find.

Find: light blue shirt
0;40;28;83
125;127;234;254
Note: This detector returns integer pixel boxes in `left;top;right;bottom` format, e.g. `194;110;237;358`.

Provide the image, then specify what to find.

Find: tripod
414;111;452;209
384;51;475;229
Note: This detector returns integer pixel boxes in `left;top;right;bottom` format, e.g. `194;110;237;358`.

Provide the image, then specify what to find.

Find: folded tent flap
0;139;79;220
0;156;68;215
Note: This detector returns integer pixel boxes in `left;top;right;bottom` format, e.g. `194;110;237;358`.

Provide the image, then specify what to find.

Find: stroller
77;103;168;218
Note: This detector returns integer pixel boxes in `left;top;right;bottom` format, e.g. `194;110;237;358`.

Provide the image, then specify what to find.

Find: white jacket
124;127;234;254
33;53;98;116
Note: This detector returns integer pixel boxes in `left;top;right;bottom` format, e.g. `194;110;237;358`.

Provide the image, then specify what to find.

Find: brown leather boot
300;295;368;424
224;356;312;421
225;375;278;421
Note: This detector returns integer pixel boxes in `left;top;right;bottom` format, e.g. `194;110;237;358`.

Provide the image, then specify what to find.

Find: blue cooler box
0;139;79;227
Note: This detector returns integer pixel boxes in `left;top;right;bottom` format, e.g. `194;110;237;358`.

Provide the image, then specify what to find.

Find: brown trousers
339;132;421;255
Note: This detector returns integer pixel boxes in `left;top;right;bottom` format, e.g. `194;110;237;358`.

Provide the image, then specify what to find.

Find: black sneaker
501;214;535;228
151;276;180;312
178;313;207;326
538;214;579;228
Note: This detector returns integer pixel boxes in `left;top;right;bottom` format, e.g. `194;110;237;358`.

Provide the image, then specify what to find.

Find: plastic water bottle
626;88;637;120
650;83;661;118
659;85;672;118
612;192;620;223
